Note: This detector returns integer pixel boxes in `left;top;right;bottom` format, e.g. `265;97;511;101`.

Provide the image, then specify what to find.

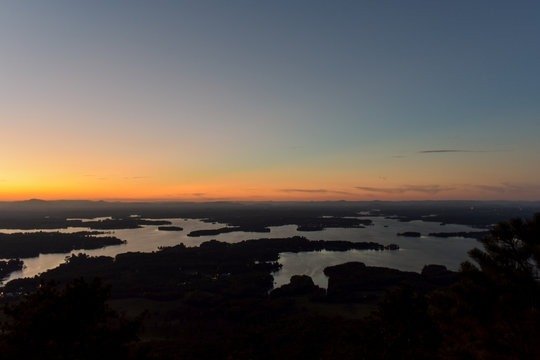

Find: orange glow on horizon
1;179;538;202
1;153;538;202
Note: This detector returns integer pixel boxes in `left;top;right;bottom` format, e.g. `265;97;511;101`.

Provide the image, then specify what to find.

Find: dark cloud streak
418;149;505;154
356;185;453;194
279;189;354;195
472;183;540;193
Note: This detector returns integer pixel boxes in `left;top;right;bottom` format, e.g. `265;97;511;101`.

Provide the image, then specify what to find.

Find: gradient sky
1;1;539;201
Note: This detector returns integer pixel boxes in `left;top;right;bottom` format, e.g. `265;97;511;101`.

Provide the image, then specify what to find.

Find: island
0;231;125;258
324;262;458;303
158;226;184;231
0;259;24;280
397;231;422;237
296;217;372;231
72;218;172;229
0;216;172;230
428;231;489;240
187;226;270;237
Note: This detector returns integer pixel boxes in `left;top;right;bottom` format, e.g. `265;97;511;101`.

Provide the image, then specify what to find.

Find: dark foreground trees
340;213;540;360
432;212;540;359
366;213;540;360
0;278;141;360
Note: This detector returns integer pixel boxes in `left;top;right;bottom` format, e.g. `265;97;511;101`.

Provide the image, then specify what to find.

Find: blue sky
1;1;539;200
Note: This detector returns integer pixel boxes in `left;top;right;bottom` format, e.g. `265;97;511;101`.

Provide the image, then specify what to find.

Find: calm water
0;217;483;288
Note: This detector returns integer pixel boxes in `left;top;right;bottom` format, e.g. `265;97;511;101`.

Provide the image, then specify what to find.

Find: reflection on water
273;217;481;288
1;217;484;287
2;218;214;282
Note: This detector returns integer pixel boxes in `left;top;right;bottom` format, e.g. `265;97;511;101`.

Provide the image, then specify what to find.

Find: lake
0;216;484;288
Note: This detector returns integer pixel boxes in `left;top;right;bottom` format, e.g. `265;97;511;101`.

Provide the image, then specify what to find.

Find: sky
1;0;539;201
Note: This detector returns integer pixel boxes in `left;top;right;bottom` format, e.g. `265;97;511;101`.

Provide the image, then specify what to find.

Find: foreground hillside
0;213;538;359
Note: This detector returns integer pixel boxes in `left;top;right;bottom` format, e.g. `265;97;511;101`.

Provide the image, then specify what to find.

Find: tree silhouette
0;278;141;360
432;213;540;359
467;212;540;283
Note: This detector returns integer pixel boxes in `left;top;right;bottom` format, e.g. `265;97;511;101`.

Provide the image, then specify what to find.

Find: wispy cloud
356;185;453;194
418;149;505;154
419;149;477;153
472;183;540;193
279;188;354;195
280;189;329;193
473;184;506;192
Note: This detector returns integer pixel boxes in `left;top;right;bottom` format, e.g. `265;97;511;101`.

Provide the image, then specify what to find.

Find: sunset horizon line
2;198;539;203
